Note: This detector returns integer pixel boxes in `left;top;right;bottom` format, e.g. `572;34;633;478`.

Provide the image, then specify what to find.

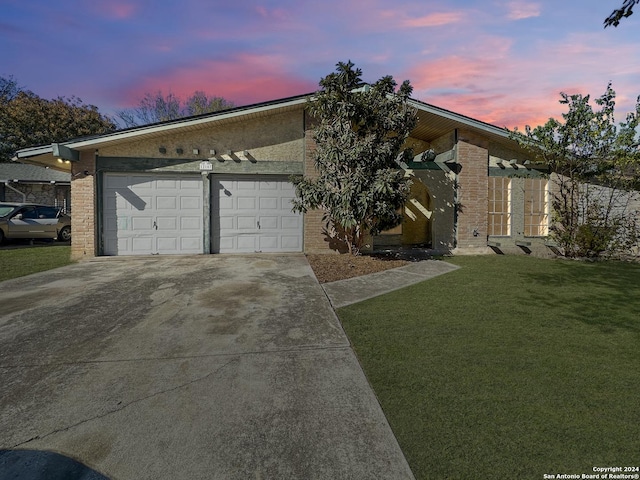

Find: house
0;163;71;210
14;93;551;260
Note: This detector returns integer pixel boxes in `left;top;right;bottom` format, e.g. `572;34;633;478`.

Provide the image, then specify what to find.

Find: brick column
302;128;329;253
455;129;490;251
70;150;97;260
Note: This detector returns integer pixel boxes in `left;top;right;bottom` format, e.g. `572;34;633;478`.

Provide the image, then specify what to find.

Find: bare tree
116;90;234;128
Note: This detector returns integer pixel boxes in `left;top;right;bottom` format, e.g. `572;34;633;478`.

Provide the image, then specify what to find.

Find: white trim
67;97;309;149
408;99;510;139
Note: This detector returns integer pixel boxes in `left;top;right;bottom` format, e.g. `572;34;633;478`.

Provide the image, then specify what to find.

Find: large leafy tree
116;90;235;127
511;84;640;258
604;0;639;27
291;61;417;255
0;76;116;162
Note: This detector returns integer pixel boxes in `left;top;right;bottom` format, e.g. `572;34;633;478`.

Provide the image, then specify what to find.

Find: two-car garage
102;173;303;256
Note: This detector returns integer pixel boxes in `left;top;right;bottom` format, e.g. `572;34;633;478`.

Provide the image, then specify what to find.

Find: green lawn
0;244;72;282
338;256;640;480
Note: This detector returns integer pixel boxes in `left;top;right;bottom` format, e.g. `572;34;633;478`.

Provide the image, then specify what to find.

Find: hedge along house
15;93;550;260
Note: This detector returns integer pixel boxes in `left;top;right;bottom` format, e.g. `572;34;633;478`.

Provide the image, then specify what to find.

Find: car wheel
58;226;71;242
0;229;4;245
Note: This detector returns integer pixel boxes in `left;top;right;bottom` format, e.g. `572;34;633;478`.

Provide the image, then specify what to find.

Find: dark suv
0;203;71;243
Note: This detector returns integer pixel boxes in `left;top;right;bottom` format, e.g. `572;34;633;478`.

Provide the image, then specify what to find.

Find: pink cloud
255;5;290;21
117;54;317;108
92;2;136;20
407;55;560;128
402;27;640;129
506;1;541;20
403;12;465;28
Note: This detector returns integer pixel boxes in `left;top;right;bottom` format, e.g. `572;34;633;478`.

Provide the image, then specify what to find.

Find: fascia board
408;99;510;139
15;145;54;158
65;97;310;150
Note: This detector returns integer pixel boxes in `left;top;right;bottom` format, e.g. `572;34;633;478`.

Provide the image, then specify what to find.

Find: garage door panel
282;216;301;230
180;196;201;209
181;217;202;230
219;237;234;250
180;180;200;189
260;181;278;190
259;216;278;229
129;196;152;211
218;217;234;230
237;197;255;209
131;176;153;186
180;237;201;250
282;236;301;249
281;197;295;209
156;179;177;189
259;236;278;249
259;197;278;209
157;196;177;209
157;217;177;230
212;176;302;253
157;237;177;251
219;197;233;210
237;216;256;229
104;216;118;232
237;236;257;250
103;174;203;255
132;237;153;251
132;217;153;229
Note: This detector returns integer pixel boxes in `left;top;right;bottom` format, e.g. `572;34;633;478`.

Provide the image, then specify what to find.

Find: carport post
202;171;211;254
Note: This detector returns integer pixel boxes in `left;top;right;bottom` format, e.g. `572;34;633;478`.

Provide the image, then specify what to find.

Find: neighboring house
15;93;550;260
0;163;71;210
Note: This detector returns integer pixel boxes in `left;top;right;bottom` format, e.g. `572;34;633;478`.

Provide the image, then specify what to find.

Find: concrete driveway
0;255;414;480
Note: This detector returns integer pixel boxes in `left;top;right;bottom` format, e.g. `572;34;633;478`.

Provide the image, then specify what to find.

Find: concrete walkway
322;259;460;308
0;255;415;480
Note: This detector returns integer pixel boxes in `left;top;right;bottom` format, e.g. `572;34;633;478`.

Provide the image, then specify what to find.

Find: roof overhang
13;148;70;172
14;93;521;170
408;98;512;146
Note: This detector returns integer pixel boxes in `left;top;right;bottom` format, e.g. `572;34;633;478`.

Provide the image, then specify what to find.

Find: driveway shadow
0;449;109;480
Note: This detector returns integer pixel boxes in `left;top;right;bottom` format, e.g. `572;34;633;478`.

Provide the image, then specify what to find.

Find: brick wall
455;129;490;251
302;127;332;253
70;151;96;260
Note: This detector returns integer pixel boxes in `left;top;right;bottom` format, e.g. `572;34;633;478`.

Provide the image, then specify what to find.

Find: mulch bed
306;253;411;283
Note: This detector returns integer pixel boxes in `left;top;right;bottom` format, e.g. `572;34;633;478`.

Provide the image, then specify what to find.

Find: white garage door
212;176;303;253
103;174;203;255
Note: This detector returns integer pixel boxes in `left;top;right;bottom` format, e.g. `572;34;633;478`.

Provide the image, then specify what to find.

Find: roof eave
408;99;510;140
65;94;311;150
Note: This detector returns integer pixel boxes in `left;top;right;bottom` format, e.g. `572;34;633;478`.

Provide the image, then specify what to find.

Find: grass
0;244;72;282
338;255;640;480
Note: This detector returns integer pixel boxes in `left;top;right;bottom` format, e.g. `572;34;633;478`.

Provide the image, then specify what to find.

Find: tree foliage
116;90;235;127
604;0;639;27
511;84;640;258
0;76;116;162
291;61;418;255
0;76;21;102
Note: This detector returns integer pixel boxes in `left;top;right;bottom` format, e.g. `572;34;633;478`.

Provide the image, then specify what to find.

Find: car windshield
0;205;16;217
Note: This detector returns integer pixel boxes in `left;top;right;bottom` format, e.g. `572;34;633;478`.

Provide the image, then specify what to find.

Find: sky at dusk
1;0;639;129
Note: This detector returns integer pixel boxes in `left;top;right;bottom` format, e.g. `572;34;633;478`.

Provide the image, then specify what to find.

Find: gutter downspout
1;180;27;202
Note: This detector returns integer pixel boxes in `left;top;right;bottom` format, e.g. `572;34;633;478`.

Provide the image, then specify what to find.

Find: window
37;206;59;219
18;207;38;219
487;177;511;236
524;178;549;236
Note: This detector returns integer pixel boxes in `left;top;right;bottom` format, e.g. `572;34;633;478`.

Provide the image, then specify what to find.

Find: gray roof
0;162;70;182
